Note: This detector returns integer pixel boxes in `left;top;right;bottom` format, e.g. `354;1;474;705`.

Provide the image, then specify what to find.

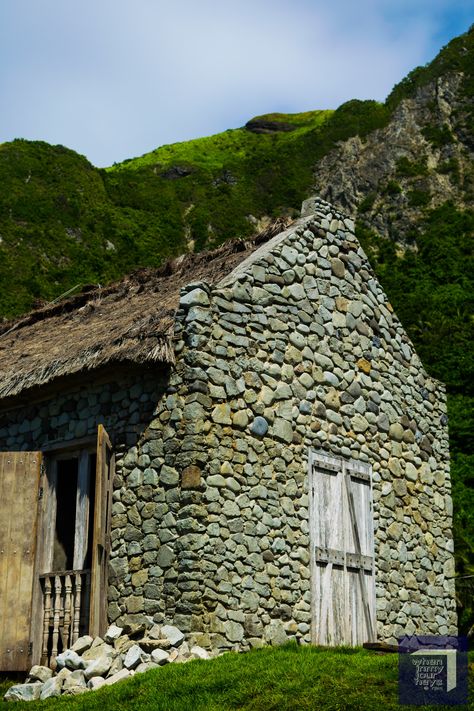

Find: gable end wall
132;203;456;648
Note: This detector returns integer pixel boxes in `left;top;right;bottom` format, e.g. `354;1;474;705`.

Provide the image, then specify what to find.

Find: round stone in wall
250;416;269;436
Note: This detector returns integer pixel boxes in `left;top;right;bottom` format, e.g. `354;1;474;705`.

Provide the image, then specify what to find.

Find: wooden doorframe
89;424;115;637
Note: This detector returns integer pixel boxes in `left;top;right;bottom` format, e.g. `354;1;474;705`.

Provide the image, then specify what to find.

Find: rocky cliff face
313;72;474;243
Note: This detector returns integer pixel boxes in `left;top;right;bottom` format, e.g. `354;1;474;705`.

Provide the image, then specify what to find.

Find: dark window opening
53;458;78;570
51;452;96;572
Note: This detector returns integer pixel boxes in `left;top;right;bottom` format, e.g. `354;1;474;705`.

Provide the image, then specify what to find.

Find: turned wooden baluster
63;574;73;648
41;576;52;666
72;572;82;643
83;572;91;632
51;575;62;666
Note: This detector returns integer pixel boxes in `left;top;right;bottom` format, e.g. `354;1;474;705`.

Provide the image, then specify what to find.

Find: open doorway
39;449;98;664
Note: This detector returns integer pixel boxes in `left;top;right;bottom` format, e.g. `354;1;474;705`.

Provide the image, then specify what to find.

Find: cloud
0;0;471;165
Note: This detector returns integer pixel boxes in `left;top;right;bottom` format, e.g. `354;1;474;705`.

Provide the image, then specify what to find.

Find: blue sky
0;1;472;167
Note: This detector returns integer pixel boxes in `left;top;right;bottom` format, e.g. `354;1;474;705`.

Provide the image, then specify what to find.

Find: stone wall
111;198;456;649
0;367;164;451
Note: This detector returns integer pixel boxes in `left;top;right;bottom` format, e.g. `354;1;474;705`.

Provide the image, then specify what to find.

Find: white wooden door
309;450;376;646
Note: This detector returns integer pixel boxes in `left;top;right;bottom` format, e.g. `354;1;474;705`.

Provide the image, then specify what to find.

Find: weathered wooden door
309;451;376;646
0;452;42;671
89;424;114;637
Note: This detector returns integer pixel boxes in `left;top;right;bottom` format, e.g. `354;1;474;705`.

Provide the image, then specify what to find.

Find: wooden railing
39;570;90;667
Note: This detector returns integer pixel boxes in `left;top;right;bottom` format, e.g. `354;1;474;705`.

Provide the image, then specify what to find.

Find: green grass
2;645;473;710
109;111;333;173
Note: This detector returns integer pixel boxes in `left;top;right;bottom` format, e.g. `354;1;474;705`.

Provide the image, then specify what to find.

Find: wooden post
72;572;82;644
90;425;114;637
63;574;72;649
51;575;62;667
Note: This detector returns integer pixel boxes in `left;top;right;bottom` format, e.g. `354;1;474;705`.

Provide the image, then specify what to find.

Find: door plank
317;466;344;645
344;465;376;642
0;452;41;671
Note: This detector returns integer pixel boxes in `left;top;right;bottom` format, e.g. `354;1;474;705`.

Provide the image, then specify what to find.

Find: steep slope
0;140;188;316
314;72;471;239
0;101;393;318
0;27;473;321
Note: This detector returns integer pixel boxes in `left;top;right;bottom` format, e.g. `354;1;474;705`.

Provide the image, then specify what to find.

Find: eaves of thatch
0;218;292;400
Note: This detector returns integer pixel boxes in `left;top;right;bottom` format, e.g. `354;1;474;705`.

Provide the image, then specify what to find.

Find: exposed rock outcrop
313;73;474;243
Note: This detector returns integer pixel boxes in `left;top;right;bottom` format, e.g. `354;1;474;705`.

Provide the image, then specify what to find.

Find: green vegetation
422;123;454;148
357;202;474;630
0;140;187;316
407;189;431;207
1;644;473;710
358;193;377;213
386;23;474;110
439;157;460;179
383;180;402;196
0;98;394;318
396;156;428;177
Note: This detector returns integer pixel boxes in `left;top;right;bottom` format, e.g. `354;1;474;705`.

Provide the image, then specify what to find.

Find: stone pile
4;623;211;702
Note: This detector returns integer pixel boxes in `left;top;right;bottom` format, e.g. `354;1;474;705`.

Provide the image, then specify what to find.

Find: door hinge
38;486;44;501
28;642;33;657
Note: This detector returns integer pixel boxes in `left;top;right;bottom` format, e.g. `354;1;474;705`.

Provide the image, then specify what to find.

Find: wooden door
309;451;376;646
0;452;42;671
89;425;114;637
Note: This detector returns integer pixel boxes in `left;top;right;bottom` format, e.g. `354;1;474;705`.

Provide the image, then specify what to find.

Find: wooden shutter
89;425;114;637
0;452;42;671
309;450;376;646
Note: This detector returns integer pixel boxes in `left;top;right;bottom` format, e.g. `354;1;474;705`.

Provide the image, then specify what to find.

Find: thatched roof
0;218;292;400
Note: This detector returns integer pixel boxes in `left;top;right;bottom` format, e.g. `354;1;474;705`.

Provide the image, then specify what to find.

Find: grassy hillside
0;101;394;318
2;644;473;710
0;140;187;316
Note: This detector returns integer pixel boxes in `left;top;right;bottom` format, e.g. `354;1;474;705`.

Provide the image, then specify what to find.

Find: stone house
0;197;457;672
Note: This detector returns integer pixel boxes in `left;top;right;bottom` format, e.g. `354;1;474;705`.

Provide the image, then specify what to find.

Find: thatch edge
0;334;174;400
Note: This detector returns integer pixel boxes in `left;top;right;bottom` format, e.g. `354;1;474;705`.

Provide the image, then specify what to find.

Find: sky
0;1;472;167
